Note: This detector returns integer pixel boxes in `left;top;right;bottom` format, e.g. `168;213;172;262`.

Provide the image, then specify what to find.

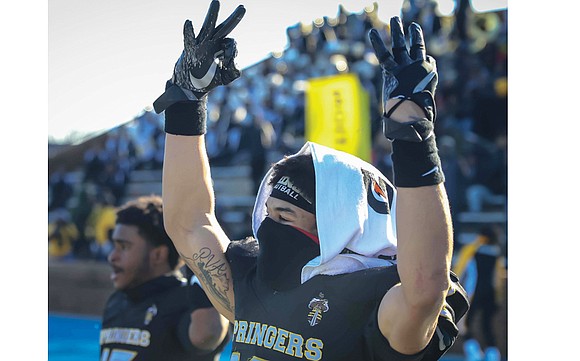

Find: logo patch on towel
307;292;329;326
362;169;393;215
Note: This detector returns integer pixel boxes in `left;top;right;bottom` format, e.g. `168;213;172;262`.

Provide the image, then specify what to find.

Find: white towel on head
301;253;397;284
252;141;398;282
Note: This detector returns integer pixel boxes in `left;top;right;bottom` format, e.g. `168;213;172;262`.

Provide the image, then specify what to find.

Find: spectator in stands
464;135;507;213
437;134;471;227
101;162;131;205
85;190;117;261
129;111;163;169
82;145;107;184
68;182;98;259
101;195;230;361
453;225;506;361
48;168;74;212
243;115;276;195
48;209;79;261
105;126;137;162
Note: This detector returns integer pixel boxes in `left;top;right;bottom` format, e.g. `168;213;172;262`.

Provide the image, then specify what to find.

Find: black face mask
256;217;320;291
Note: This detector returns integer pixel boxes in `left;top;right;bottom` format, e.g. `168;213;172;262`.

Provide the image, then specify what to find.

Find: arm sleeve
365;271;470;361
364;305;427;361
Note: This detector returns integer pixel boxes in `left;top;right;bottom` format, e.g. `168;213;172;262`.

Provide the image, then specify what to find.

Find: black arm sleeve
364;305;427;361
365;271;469;361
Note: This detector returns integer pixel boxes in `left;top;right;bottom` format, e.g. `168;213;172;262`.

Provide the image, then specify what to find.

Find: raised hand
369;17;438;132
369;17;444;186
154;1;246;113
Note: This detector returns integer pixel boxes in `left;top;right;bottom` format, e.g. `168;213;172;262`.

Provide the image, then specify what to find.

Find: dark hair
268;154;316;211
115;195;180;269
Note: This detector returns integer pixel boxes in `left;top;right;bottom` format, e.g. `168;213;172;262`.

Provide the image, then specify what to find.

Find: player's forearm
162;134;236;320
162;134;215;240
387;100;452;306
395;184;452;308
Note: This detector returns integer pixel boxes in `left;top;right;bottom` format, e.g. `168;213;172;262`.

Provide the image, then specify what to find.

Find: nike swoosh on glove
153;0;245;113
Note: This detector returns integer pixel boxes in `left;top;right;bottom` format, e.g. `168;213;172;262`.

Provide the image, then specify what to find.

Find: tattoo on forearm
180;247;233;313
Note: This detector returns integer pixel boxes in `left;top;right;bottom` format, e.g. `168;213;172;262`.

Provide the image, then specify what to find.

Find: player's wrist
383;105;444;187
391;134;444;187
164;98;208;136
385;99;424;122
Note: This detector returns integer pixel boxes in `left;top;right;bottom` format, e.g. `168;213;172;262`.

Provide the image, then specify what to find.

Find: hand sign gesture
154;1;246;113
369;17;438;125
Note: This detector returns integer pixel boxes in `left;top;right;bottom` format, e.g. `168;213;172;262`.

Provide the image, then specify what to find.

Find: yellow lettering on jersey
139;330;151;347
236;321;248;343
100;328;151;347
233;319;323;359
250;323;269;347
128;329;140;345
272;328;289;353
263;326;277;349
285;333;304;357
245;322;257;344
304;338;323;361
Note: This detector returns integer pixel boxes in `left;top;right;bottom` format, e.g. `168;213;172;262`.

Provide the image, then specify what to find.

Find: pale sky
48;0;510;143
48;0;408;143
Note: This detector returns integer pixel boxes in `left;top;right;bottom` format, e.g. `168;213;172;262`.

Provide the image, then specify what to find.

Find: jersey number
101;348;138;361
230;352;268;361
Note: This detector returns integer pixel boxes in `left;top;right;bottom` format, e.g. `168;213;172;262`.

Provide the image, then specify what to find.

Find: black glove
153;0;246;114
368;17;444;187
369;17;438;142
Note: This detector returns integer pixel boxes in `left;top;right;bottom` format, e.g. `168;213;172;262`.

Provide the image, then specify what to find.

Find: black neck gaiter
256;217;320;291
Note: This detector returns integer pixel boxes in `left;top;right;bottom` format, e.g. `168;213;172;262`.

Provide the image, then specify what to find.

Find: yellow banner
305;73;371;162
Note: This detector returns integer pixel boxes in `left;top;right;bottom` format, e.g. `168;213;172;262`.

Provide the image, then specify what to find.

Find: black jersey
100;274;229;361
226;238;468;361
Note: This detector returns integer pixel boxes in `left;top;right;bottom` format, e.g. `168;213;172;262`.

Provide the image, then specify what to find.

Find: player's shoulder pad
226;236;259;259
226;236;259;280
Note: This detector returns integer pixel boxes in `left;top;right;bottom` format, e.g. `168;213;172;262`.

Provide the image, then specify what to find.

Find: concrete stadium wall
49;260;114;317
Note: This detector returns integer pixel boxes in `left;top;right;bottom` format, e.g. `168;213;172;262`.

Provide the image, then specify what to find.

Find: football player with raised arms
153;1;469;360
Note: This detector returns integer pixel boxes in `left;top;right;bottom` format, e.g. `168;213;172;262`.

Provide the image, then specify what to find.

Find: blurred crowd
49;0;507;264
